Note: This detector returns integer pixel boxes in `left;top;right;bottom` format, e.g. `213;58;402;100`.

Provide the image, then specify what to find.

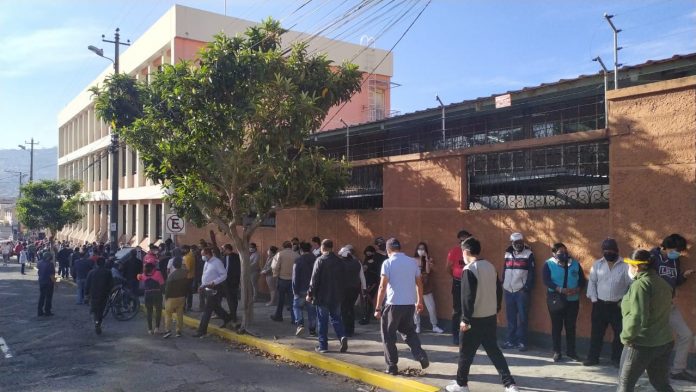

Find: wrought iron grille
467;141;609;210
322;165;383;210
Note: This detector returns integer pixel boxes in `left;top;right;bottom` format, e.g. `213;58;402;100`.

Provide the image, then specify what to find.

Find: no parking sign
165;214;186;235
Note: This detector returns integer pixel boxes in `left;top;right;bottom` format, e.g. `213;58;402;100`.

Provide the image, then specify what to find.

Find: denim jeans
617;341;674;392
76;278;87;304
504;290;530;345
293;292;316;330
316;303;345;350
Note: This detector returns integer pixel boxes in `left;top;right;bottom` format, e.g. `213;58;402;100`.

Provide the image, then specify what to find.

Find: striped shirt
586;257;632;303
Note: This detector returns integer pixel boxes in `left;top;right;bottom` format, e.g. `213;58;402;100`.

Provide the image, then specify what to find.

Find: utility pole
340;119;350;160
4;170;28;196
604;13;622;89
593;56;609;128
436;95;446;147
18;138;38;182
89;28;130;255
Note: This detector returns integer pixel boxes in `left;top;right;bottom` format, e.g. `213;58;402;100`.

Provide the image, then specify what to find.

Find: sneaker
193;332;206;338
553;352;562;362
505;385;520;392
432;326;445;334
296;325;305;336
517;343;527;352
339;337;348;353
582;359;599;366
445;381;469;392
419;355;430;370
163;331;172;339
384;366;398;375
315;346;328;354
671;370;696;382
502;341;516;349
415;325;421;334
309;329;317;337
175;332;182;337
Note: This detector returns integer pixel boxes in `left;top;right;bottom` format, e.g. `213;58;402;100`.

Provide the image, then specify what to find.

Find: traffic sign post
165;214;186;235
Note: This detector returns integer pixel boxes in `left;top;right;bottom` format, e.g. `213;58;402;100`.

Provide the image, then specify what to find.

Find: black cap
602;238;619;252
386;237;401;250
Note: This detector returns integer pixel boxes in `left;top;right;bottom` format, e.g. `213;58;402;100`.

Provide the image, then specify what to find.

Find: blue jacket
292;253;316;295
543;258;586;301
650;247;685;294
37;260;55;285
74;257;93;280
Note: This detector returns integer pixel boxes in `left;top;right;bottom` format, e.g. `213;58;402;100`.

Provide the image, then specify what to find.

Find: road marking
0;337;13;358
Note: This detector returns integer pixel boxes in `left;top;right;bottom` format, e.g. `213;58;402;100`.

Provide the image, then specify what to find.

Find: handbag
546;262;569;312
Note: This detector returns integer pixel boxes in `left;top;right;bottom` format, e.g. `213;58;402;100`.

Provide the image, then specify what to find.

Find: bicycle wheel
112;290;139;321
102;291;116;319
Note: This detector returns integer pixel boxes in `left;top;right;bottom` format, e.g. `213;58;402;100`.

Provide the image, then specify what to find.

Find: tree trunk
218;224;255;332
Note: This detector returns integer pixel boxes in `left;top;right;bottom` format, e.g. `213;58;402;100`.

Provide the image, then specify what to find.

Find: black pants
91;298;108;326
549;299;579;355
587;300;623;362
342;287;360;336
380;304;427;368
617;341;675;392
38;283;54;315
20;263;25;274
144;291;163;330
451;279;461;341
456;315;515;388
224;283;238;321
274;278;293;320
198;286;230;334
185;278;194;310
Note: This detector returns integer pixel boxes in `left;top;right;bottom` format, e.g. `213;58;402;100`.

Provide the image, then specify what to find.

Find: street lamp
436;95;446;147
593;56;610;128
89;28;130;255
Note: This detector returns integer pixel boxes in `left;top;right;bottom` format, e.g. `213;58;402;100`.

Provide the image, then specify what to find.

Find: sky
0;0;694;151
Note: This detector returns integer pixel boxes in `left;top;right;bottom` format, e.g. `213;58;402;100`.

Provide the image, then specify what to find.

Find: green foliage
16;180;85;240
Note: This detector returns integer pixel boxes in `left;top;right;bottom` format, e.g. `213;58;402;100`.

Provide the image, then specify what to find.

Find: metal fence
467;141;610;210
322;165;383;210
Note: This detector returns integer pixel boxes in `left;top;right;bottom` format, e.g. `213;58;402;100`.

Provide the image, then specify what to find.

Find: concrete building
57;5;393;246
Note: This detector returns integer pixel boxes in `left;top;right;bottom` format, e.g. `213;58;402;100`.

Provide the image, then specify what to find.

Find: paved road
0;264;374;392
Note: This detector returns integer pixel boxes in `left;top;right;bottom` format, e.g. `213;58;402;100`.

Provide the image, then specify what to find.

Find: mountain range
0;147;57;199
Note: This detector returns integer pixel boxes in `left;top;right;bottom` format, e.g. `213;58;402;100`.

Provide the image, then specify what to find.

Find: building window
121;148;127;177
322;164;383;210
143;204;149;237
242;211;276;228
105;155;109;180
131;150;137;175
155;204;163;239
467;141;609;210
131;205;136;235
122;205;126;235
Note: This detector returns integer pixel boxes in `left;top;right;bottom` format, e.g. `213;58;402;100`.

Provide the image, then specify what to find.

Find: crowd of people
9;228;694;392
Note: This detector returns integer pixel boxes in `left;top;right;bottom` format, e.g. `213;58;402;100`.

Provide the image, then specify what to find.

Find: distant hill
0;147;57;198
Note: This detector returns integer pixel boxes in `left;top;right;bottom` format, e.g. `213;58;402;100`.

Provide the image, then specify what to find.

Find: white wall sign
165;214;186;234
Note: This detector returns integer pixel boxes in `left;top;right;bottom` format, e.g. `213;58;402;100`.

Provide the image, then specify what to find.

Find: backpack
143;275;161;292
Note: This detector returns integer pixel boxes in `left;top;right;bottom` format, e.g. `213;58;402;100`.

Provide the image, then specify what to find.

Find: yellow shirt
183;252;196;279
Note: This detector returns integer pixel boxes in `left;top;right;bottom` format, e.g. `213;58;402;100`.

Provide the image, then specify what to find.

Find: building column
148;202;156;241
135;203;145;243
124;146;132;188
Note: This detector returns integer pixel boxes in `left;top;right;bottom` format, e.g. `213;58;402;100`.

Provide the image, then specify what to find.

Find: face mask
603;252;619;262
417;249;426;257
249;248;255;253
667;250;681;260
513;243;524;252
627;268;638;280
202;256;209;262
556;253;569;263
267;251;272;257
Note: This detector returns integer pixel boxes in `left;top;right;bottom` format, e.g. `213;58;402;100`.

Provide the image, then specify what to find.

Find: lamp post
18;138;38;182
593;56;609;128
89;28;130;255
340;119;350;161
436;95;445;147
603;13;622;89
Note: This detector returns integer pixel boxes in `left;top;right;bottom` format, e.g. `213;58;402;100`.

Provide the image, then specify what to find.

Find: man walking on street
374;238;429;375
446;237;519;392
271;241;297;323
293;242;317;336
222;244;241;325
85;257;112;335
501;232;535;352
37;253;56;317
447;230;472;345
307;239;348;354
74;249;93;304
163;257;189;338
584;238;632;367
193;247;232;337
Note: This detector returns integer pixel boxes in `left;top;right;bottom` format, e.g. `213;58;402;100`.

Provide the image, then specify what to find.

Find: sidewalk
185;294;696;392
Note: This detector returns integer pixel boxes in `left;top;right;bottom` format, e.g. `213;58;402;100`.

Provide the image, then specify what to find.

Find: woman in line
413;242;444;333
260;246;279;306
543;242;586;362
138;263;165;334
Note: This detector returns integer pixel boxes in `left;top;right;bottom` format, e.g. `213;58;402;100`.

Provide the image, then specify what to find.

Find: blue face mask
667;250;681;260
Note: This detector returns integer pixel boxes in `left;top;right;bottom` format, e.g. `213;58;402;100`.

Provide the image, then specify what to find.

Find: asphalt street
0;262;376;392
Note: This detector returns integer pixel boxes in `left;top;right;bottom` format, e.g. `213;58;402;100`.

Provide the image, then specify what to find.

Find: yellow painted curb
150;304;439;392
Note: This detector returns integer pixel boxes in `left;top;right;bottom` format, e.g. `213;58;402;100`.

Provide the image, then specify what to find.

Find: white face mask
249;248;255;253
417;249;426;257
202;255;209;262
627;267;637;280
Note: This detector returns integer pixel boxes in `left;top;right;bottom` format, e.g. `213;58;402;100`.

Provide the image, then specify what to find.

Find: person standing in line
617;250;675;392
446;237;519;392
261;246;279;307
85;256;113;335
447;230;473;345
543;242;587;362
2;241;11;266
307;239;348;354
293;242;317;337
359;245;382;325
584;238;632;367
192;245;206;311
373;238;429;375
222;244;241;325
56;244;71;279
181;245;196;311
650;233;696;382
311;236;322;258
73;249;93;304
339;245;364;337
37;253;56;317
501;232;535;352
193;247;233;338
138;263;165;334
19;247;28;275
413;242;444;334
162;257;189;338
248;243;260;301
270;241;296;323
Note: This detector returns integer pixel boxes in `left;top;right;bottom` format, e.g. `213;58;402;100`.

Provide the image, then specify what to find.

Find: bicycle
102;284;140;321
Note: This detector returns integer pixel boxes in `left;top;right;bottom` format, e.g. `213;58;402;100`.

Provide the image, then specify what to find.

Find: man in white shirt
583;238;632;367
193;248;233;337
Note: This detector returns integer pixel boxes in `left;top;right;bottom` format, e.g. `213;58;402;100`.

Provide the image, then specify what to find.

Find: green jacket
165;268;189;299
620;269;673;347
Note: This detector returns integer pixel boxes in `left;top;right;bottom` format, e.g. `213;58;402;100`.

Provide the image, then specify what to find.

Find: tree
90;18;362;331
16;180;84;245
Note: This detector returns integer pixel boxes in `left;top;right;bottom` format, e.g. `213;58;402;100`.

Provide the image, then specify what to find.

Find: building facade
57;5;393;246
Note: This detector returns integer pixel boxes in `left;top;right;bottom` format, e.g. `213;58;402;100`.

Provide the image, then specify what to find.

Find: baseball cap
510;233;524;242
385;237;401;250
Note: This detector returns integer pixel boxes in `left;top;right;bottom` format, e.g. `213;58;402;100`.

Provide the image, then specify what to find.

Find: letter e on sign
165;214;186;234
